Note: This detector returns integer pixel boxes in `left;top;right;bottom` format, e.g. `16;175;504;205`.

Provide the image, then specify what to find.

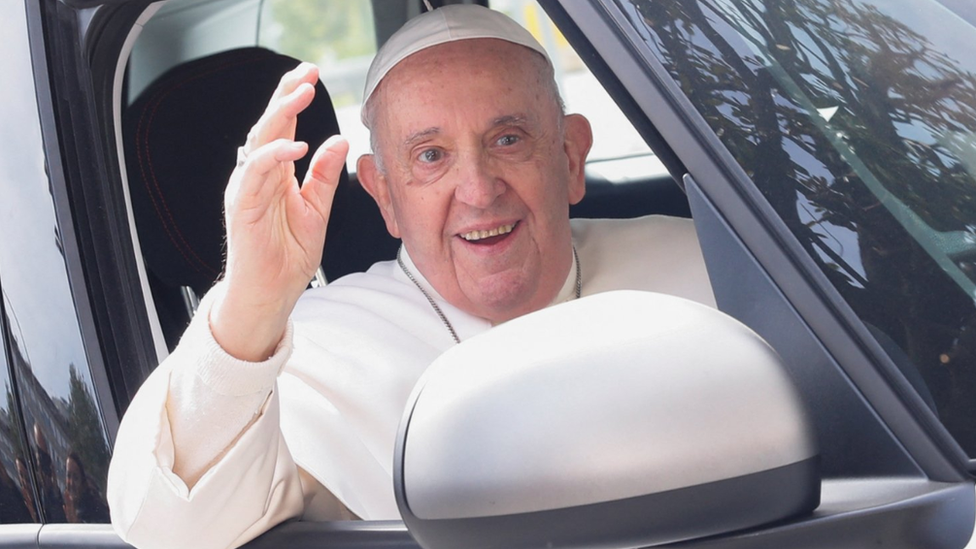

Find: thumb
301;135;350;221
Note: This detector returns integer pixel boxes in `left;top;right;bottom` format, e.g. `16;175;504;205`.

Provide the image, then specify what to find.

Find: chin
455;259;562;321
469;281;549;323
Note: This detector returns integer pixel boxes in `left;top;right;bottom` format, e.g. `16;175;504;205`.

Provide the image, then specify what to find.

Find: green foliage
264;0;375;64
0;383;25;467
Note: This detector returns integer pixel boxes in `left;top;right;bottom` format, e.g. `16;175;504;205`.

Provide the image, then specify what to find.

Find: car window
618;0;976;455
256;0;659;174
0;0;113;523
0;295;40;524
0;3;42;526
125;0;681;353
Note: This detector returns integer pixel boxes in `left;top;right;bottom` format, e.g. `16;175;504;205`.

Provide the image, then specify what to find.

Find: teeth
462;223;515;241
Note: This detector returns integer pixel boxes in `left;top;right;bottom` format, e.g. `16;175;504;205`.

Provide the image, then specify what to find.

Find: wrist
209;284;294;362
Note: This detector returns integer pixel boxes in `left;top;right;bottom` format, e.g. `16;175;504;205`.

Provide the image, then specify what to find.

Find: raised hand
210;63;349;361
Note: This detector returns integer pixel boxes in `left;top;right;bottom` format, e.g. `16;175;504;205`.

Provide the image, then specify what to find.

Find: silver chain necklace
397;247;582;345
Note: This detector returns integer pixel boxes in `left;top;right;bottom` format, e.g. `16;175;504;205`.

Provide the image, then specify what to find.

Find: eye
496;134;520;147
418;148;442;163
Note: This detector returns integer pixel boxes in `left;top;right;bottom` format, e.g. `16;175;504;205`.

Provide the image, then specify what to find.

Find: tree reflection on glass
64;365;110;507
2;296;110;523
0;383;35;523
621;0;976;453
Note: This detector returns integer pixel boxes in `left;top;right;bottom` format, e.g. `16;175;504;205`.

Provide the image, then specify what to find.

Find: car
2;0;975;547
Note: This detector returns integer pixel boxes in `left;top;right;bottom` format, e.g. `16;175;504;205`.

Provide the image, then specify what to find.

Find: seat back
124;47;398;348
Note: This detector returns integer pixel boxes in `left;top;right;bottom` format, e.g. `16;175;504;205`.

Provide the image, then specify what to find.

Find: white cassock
108;216;716;549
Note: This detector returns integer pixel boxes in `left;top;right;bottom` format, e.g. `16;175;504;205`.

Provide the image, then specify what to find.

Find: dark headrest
124;47;362;295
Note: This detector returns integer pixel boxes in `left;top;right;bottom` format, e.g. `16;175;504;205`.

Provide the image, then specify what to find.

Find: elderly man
108;5;714;549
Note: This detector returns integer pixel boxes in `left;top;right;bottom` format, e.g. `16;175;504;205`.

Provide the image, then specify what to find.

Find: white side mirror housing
395;291;819;549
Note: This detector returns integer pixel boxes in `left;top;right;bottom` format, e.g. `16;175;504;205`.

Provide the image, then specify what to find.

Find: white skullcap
361;4;551;123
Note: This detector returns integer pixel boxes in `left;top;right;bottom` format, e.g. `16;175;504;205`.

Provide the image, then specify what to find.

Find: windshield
619;0;976;456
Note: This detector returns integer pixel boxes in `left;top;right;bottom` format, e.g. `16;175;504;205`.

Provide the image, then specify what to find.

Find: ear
357;154;401;238
562;114;593;205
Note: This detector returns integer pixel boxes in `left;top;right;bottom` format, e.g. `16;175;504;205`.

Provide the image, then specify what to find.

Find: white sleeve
107;283;306;549
165;284;291;488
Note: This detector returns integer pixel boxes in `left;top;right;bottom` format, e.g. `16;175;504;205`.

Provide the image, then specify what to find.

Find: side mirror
395;291;819;549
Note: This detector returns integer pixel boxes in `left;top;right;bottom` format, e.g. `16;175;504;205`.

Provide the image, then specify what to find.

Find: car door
10;0;426;546
542;0;976;547
20;0;976;548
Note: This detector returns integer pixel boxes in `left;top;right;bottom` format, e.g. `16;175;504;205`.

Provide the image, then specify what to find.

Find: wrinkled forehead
372;40;553;134
361;4;550;123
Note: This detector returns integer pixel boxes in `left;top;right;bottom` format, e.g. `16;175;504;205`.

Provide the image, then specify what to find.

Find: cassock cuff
177;281;294;397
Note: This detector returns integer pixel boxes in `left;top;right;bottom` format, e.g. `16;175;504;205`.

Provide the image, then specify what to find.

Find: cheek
392;188;452;244
522;164;572;222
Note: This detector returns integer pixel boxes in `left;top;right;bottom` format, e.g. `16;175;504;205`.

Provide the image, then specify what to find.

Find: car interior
118;0;694;356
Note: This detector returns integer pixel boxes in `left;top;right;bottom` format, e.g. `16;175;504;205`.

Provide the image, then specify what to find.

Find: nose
453;154;505;209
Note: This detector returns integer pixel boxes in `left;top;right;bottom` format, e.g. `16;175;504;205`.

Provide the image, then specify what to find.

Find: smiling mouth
459;222;517;242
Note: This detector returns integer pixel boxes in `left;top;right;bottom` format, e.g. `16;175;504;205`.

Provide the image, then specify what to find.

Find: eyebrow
400;115;534;150
492;114;531;128
403;127;441;149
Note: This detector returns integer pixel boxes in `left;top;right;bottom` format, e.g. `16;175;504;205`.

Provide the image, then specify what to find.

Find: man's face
359;39;592;323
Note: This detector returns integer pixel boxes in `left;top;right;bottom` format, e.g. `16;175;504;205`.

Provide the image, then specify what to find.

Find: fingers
247;83;315;148
300;135;349;221
251;139;308;173
270;62;318;104
230;139;308;202
243;62;320;154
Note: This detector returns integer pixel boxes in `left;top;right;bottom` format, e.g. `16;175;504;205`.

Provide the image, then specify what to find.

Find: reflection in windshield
621;0;976;454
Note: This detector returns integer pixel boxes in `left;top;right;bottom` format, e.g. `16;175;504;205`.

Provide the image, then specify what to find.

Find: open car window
618;0;976;456
123;0;687;352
